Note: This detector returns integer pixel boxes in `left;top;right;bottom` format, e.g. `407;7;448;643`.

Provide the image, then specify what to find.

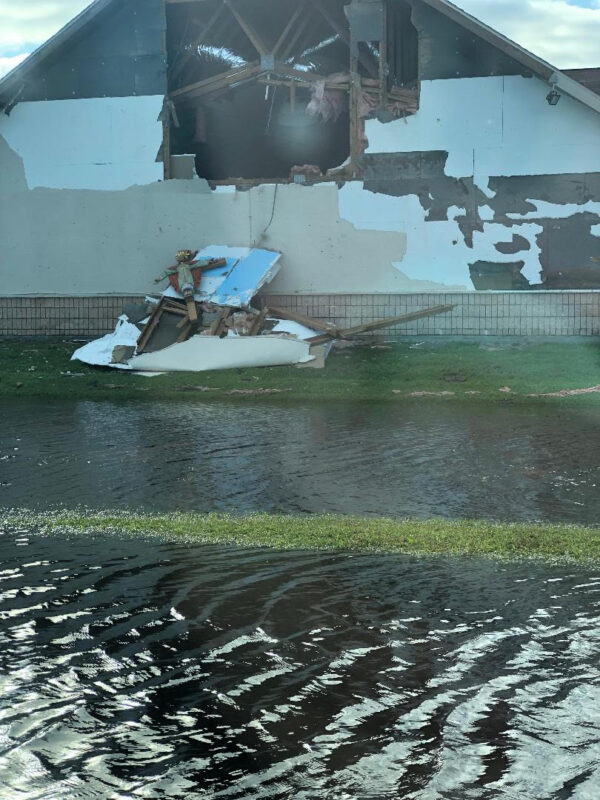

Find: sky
0;0;598;79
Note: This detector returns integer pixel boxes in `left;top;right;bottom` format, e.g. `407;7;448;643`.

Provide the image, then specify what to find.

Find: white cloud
0;53;28;79
0;0;598;81
452;0;600;68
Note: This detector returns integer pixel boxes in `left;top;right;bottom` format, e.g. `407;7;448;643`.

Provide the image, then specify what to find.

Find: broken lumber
269;306;339;336
306;305;456;344
249;306;269;336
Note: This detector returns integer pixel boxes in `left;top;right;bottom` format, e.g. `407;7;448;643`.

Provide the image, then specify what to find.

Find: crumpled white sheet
71;316;140;368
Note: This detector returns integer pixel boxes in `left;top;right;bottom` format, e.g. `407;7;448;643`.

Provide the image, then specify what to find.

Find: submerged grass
3;510;600;562
1;337;600;404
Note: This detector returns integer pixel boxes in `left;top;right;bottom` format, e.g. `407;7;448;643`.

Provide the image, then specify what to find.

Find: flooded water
1;399;599;524
1;528;599;799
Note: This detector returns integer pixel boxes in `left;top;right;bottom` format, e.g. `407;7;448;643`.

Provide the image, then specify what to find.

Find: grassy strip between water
3;510;600;562
1;337;600;404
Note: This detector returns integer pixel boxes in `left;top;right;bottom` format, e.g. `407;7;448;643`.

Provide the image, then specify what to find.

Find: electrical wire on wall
253;183;279;247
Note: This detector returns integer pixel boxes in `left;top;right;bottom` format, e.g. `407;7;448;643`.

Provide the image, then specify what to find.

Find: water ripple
0;528;599;798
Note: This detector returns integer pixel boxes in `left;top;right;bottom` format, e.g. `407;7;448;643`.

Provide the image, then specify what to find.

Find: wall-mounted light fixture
546;88;561;106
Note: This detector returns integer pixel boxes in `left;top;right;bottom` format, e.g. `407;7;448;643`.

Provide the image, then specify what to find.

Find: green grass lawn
1;336;599;403
3;510;600;562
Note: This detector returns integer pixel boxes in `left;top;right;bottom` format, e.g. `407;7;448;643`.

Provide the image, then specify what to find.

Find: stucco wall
0;96;164;190
0;74;598;296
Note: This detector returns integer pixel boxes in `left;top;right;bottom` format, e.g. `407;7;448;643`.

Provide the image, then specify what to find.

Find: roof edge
0;0;116;100
418;0;600;114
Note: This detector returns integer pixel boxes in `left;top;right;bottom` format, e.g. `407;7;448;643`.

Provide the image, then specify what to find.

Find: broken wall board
210;248;282;307
71;316;140;367
160;247;281;308
127;334;314;372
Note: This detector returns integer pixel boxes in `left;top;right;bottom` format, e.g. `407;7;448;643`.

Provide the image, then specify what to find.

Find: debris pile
72;246;454;374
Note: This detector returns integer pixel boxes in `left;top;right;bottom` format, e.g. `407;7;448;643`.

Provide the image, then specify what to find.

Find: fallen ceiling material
72;246;455;374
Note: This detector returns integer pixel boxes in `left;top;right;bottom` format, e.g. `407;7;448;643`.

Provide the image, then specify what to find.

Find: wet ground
2;398;600;798
1;529;599;799
1;398;599;524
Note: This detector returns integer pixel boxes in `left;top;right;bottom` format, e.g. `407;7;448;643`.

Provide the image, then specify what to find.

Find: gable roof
420;0;600;113
1;0;599;115
0;0;115;104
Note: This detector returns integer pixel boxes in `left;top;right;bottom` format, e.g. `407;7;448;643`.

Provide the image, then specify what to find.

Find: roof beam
170;60;260;99
224;0;269;57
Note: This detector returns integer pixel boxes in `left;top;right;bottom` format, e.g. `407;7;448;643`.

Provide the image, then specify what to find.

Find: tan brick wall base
0;293;599;337
262;293;600;337
0;296;145;336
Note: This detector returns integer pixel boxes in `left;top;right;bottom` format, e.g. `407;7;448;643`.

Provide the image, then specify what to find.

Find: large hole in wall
165;0;419;183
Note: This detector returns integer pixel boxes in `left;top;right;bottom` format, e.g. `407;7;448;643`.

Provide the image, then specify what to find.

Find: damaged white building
0;0;599;337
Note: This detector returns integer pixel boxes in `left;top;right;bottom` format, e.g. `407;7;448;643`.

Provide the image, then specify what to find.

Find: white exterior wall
0;96;164;190
365;75;600;185
0;75;598;295
337;75;600;290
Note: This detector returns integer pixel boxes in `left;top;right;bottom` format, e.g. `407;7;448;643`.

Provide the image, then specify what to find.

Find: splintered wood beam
224;0;269;57
273;3;306;57
306;0;378;78
170;61;260;99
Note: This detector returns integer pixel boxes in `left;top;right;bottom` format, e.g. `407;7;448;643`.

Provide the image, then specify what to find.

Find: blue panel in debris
209;249;282;308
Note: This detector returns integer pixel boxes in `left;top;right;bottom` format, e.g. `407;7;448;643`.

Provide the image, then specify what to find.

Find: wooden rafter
170;3;226;85
170;61;261;99
224;0;269;57
280;13;312;61
273;3;307;57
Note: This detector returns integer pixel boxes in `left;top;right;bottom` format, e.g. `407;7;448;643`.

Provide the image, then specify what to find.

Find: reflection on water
0;529;599;799
1;399;600;523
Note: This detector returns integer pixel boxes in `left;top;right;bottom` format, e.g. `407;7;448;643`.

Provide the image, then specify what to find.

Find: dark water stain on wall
359;151;600;289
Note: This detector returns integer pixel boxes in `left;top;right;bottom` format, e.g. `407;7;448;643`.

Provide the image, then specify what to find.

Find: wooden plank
161;100;171;180
176;322;193;343
185;294;198;322
280;13;311;61
209;307;234;336
137;299;164;353
170;62;260;99
224;0;269;56
305;305;455;344
269;305;339;336
170;4;225;85
248;306;269;336
340;305;456;336
273;4;306;57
